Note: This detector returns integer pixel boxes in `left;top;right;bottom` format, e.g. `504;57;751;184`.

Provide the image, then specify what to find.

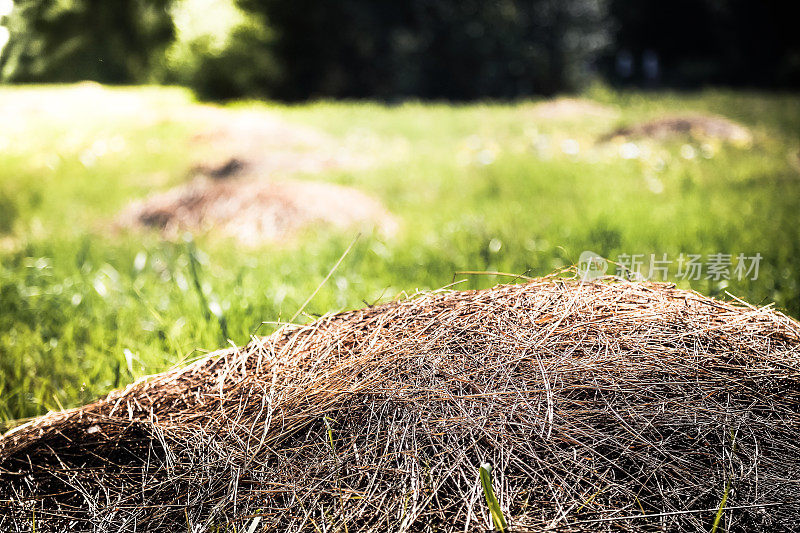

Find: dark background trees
238;0;609;100
0;0;174;83
0;0;798;99
606;0;800;88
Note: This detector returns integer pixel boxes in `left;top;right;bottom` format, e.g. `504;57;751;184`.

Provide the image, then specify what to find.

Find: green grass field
1;84;799;423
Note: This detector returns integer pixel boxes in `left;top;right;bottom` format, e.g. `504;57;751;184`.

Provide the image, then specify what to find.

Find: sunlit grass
0;84;799;422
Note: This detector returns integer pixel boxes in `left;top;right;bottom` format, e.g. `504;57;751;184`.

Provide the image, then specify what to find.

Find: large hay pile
2;279;800;532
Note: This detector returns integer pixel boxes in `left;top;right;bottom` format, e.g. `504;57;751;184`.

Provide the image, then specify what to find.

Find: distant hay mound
3;279;800;532
116;177;398;244
528;98;619;120
115;106;401;244
602;113;752;144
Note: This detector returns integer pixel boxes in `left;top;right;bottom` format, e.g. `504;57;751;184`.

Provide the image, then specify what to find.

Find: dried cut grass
601;114;752;144
2;278;800;532
116;177;398;245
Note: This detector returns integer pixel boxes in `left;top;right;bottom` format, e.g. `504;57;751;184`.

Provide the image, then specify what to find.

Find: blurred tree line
0;0;174;83
606;0;800;89
0;0;798;100
238;0;608;100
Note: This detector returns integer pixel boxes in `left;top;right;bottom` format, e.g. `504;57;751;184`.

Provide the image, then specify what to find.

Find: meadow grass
0;84;798;422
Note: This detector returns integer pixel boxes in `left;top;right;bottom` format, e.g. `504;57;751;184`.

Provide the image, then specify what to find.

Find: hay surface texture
2;280;800;532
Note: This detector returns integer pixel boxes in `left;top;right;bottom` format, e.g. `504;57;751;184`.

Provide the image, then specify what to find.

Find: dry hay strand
116;177;398;245
601;114;752;144
2;279;800;532
527;98;619;120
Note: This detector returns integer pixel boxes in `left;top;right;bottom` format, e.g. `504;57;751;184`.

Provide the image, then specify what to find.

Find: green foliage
161;0;280;100
2;1;798;97
0;0;174;83
0;191;17;234
167;23;280;100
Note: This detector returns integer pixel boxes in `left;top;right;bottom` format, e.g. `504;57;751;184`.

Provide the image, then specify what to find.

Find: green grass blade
711;481;730;533
479;462;508;532
711;430;738;533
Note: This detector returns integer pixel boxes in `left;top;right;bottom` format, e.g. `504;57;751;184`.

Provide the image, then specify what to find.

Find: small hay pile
116;177;398;245
601;114;752;144
2;279;800;532
116;106;399;244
